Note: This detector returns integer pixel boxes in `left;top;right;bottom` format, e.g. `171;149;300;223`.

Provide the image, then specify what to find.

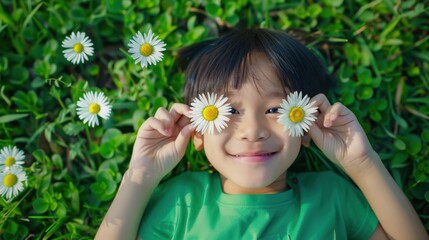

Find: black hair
178;28;334;104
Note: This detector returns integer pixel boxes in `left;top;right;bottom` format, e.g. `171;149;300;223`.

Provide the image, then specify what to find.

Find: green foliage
0;0;428;237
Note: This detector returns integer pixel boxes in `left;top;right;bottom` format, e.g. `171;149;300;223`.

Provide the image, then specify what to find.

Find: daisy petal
128;29;166;68
277;91;318;137
62;31;94;64
189;92;232;135
76;91;112;127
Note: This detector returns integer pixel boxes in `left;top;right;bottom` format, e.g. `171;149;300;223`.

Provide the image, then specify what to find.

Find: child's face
194;52;302;194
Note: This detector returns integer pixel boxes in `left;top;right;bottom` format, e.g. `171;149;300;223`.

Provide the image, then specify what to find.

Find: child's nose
236;115;270;141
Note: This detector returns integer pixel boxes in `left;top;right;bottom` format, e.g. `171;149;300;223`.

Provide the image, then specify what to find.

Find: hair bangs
183;33;256;103
180;28;334;104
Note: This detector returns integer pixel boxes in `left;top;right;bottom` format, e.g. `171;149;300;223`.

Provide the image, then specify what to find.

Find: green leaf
4;220;19;234
369;111;381;122
403;134;422;155
308;4;322;18
71;6;86;21
392;113;408;129
100;142;115;159
91;171;118;201
63;122;85;136
394;138;406;150
205;3;222;17
102;128;123;144
357;67;372;85
225;14;239;25
51;154;63;169
33;198;50;213
422;130;429;143
375;99;388;111
152;96;168;110
0;56;8;73
0;113;28;123
11;66;29;84
344;44;360;65
379;15;401;39
391;151;408;167
322;0;343;7
186;26;206;41
34;60;51;78
356;86;373;100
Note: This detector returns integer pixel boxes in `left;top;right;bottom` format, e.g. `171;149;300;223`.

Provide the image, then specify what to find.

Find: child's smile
231;151;278;164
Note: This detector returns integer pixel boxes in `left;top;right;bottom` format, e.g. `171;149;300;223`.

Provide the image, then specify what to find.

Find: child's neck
220;173;288;194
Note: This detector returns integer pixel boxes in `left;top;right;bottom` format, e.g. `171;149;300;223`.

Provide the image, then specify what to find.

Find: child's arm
308;94;428;240
95;103;193;240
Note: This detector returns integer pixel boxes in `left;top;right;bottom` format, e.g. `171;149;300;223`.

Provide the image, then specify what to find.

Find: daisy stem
84;126;97;169
119;48;130;58
0;189;32;226
45;77;85;93
51;90;66;109
85;125;92;143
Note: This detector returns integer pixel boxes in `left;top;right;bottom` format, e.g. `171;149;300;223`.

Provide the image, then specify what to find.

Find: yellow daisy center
73;43;84;53
4;173;17;188
89;103;101;114
289;106;305;123
202;105;219;121
5;156;15;167
140;43;153;57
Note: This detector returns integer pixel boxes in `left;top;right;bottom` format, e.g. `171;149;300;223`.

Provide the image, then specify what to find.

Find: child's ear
301;133;311;148
193;132;204;151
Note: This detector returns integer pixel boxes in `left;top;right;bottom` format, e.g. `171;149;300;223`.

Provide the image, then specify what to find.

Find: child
95;28;427;239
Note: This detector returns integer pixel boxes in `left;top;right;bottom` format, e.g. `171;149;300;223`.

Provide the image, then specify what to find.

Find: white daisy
190;93;232;135
277;91;318;137
0;166;27;200
0;146;25;171
128;29;166;68
76;91;112;127
62;31;94;64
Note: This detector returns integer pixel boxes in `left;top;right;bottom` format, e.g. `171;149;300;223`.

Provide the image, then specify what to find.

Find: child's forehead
223;79;288;98
224;53;288;92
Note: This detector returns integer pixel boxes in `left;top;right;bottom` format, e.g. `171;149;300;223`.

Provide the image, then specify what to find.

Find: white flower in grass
277;91;318;137
128;29;166;68
77;91;112;127
0;166;27;200
62;31;94;64
0;146;25;172
190;93;232;135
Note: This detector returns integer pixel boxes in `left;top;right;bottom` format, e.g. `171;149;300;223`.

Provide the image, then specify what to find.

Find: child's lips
231;152;277;163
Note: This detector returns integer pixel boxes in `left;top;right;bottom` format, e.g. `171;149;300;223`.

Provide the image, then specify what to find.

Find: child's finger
139;117;170;137
174;124;194;156
323;102;355;128
310;93;332;114
169;103;192;134
154;107;174;131
169;103;191;122
307;117;323;149
309;93;331;128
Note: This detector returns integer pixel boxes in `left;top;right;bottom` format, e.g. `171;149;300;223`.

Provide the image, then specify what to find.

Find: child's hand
308;94;376;171
129;103;194;181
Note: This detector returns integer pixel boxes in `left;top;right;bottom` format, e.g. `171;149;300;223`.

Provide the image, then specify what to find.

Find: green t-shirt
138;171;378;239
